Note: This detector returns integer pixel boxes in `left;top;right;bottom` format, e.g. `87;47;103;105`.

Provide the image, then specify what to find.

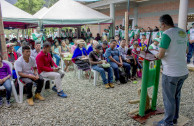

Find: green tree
15;0;45;15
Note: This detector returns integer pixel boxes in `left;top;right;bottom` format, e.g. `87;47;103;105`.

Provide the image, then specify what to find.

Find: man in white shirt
154;14;189;126
187;23;194;64
15;45;45;106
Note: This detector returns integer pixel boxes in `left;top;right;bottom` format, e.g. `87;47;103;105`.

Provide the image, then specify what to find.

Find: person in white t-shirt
15;45;45;106
153;14;189;126
187;22;194;64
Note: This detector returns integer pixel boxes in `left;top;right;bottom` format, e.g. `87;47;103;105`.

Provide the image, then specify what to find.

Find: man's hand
118;62;123;67
98;61;103;64
53;68;59;72
29;74;37;80
34;74;39;80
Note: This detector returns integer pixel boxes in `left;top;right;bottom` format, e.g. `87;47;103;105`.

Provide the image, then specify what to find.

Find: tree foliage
15;0;45;14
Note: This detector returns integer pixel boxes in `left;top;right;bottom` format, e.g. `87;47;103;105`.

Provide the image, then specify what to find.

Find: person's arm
109;56;120;65
36;55;54;72
89;58;103;65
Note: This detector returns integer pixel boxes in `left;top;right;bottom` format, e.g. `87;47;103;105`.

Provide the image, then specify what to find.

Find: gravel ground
0;71;193;126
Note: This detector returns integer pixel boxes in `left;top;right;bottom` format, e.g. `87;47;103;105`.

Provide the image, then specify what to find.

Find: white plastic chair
73;63;83;79
89;69;100;86
61;57;64;72
0;60;19;103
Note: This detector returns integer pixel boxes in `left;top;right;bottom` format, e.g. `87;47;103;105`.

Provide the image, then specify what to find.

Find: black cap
95;44;102;50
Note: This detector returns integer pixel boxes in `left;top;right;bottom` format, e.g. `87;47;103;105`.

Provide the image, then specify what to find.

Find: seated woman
59;40;73;72
0;55;12;107
51;40;61;66
72;39;90;78
89;44;114;89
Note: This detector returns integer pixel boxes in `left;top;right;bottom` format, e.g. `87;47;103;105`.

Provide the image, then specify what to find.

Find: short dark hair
121;39;126;41
159;14;174;27
110;39;117;43
22;45;31;52
43;42;51;48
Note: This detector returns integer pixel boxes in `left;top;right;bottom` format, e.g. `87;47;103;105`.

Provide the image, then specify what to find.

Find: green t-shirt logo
178;31;186;38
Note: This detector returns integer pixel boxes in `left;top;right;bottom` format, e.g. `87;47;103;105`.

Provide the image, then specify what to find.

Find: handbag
97;63;110;68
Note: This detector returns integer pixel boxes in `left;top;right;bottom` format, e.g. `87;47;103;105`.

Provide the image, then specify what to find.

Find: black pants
126;59;137;78
20;76;44;99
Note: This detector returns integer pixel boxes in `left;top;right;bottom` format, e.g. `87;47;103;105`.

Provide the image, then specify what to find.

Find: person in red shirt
36;42;67;98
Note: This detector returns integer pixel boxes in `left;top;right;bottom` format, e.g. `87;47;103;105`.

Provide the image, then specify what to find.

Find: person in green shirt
128;26;134;41
148;38;160;50
119;26;125;39
133;25;140;36
140;28;146;39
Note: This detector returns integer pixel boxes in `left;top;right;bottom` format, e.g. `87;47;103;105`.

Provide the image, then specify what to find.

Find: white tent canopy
40;0;112;25
1;0;37;25
33;7;49;19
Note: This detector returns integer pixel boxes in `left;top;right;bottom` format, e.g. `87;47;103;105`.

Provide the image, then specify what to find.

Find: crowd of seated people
0;24;164;107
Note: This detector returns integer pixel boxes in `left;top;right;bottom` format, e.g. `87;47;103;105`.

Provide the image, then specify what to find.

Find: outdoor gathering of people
0;11;192;125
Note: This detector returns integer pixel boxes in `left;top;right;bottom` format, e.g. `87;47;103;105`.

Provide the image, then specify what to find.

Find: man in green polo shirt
153;14;189;126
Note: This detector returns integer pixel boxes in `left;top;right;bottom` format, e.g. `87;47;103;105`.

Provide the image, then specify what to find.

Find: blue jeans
187;43;194;63
92;65;113;84
109;62;131;81
0;79;12;101
161;74;188;126
53;54;61;66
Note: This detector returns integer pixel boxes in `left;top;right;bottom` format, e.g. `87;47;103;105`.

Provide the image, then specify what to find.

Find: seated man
118;39;132;79
36;42;67;98
89;44;114;89
0;55;12;107
14;46;45;106
31;42;41;58
105;39;131;83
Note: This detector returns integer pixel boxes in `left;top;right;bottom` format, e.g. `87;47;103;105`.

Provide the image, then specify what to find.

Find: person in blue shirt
72;39;90;78
105;39;131;83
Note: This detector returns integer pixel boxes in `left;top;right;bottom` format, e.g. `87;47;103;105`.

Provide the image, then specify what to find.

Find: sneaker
109;83;114;88
6;100;11;108
57;90;67;98
35;93;45;101
52;86;57;92
105;84;110;89
0;100;3;108
27;97;34;106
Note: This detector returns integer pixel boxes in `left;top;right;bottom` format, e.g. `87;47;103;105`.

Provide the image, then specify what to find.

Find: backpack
119;68;128;84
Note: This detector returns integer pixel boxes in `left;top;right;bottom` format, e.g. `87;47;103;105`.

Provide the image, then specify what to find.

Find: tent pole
0;2;7;60
125;0;130;46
